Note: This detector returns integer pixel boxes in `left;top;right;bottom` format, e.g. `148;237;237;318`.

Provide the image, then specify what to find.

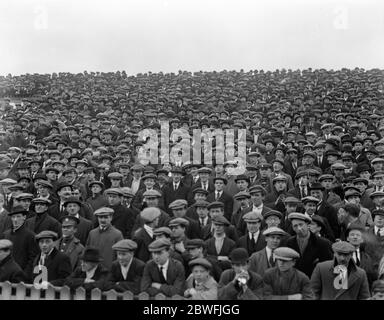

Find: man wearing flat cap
131;173;164;211
162;167;190;214
25;197;61;237
85;181;108;213
105;239;145;294
168;199;201;239
55;215;84;270
249;227;288;277
218;248;263;300
237;211;266;255
86;207;123;269
285;212;333;278
206;176;234;221
141;238;186;297
0;239;27;283
1;206;39;277
104;188;135;238
31;230;72;286
168;217;190;257
263;247;313;300
133;207;162;263
310;241;371;300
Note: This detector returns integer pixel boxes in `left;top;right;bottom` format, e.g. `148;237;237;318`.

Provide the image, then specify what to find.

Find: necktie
216;192;220;200
354;251;360;266
204;183;208;191
200;218;205;227
39;253;46;267
159;266;167;283
377;228;382;237
269;251;275;267
174;183;177;191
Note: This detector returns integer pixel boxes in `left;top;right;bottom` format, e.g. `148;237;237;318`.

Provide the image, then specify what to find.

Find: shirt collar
144;224;154;238
158;259;169;271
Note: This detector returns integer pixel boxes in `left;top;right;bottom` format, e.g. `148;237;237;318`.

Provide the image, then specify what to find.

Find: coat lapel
334;268;360;299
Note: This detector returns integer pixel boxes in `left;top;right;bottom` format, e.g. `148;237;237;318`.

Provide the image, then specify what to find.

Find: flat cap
193;200;210;208
188;258;212;270
211;215;230;226
140;207;161;222
169;199;188;209
369;191;384;198
249;185;267;195
104;188;124;196
197;167;212;174
272;175;287;183
14;193;34;200
263;227;288;237
274;247;300;261
264;210;283;220
153;227;172;237
185;239;205;249
89;181;105;189
332;241;355;254
331;162;347;170
207;201;224;210
168;217;190;228
213;176;227;184
143;189;162;198
112;239;137;251
63;196;82;207
148;238;171;252
35;230;58;241
288;212;312;223
108;172;123;179
94;207;114;216
234;191;251;200
243;211;263;222
319;174;334;182
192;188;209;195
283;196;301;204
37;180;53;189
8;206;29;216
0;239;13;250
372;209;384;218
301;196;320;204
141;173;157;181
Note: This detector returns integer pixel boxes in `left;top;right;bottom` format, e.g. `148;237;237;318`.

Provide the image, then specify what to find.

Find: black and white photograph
1;0;384;308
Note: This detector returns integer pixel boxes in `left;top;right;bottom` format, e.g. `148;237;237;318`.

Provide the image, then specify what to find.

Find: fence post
90;288;102;300
60;286;71;300
171;294;184;300
15;283;26;300
122;291;134;300
0;282;12;300
154;293;166;300
105;289;118;300
138;292;150;300
74;287;86;300
45;285;56;300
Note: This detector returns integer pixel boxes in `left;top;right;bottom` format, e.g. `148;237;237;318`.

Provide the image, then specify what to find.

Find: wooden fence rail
0;282;184;300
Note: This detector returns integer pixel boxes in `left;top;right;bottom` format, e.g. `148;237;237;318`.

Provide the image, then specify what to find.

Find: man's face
199;172;209;182
347;229;363;247
236;180;248;191
46;171;58;181
374;215;384;228
110;178;121;187
81;261;97;272
11;213;26;228
39;238;55;254
346;195;360;205
305;202;317;215
265;235;282;250
321;179;333;190
172;207;186;218
66;203;80;215
213;223;225;234
274;181;286;192
18;199;31;210
64;172;76;182
354;182;366;194
247;221;261;233
196;207;208;219
117;250;133;267
214;180;224;191
91;185;102;194
334;252;352;266
194;193;206;202
62;224;76;238
152;249;169;265
285;203;298;214
107;194;121;206
276;259;295;272
144;178;155;189
310;190;323;201
292;219;309;238
232;262;249;274
250;192;263;206
373;175;384;187
273;162;283;172
170;225;185;238
37;185;50;197
187;247;202;259
259;168;271;178
35;203;48;214
209;208;223;220
192;265;209;283
0;248;10;262
98;214;113;227
172;173;182;183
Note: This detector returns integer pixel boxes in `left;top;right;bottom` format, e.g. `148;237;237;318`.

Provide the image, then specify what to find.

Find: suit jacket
206;191;234;221
249;247;275;277
141;258;185;297
106;258;146;294
286;232;333;278
162;182;191;214
86;225;124;269
132;227;155;263
55;236;84;270
218;269;263;300
25;212;62;237
0;254;27;283
205;236;236;258
108;204;135;238
31;247;72;286
73;215;93;246
237;233;266;255
263;267;313;300
1;225;39;277
86;194;109;213
310;260;371;300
